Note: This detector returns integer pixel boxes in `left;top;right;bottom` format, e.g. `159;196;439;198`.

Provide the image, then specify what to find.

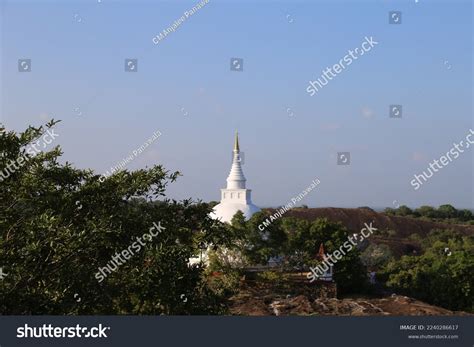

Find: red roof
317;243;326;261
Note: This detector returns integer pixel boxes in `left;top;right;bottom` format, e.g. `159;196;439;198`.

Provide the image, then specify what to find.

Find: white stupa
210;132;260;223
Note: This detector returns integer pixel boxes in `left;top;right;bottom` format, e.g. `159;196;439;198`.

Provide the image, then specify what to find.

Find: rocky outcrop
230;292;470;316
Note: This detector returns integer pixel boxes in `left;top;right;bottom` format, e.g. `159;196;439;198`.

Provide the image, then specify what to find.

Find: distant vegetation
379;229;474;313
384;204;474;225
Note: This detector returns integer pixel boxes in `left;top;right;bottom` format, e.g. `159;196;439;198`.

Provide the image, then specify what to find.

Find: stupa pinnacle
210;132;260;223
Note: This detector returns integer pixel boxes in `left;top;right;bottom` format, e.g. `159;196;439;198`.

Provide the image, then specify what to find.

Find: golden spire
234;131;240;152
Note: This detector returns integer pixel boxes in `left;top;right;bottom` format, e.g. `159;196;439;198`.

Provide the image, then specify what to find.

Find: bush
361;244;393;269
437;204;457;219
387;230;398;237
415;206;438;219
257;270;284;282
380;230;474;312
396;205;413;216
206;269;242;298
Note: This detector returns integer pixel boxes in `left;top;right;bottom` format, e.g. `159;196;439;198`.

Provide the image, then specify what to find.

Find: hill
266;207;474;237
265;207;474;257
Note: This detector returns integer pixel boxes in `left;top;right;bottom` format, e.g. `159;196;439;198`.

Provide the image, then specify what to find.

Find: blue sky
1;0;472;209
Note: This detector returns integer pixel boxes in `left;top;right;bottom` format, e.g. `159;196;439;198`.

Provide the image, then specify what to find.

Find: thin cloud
361;107;374;119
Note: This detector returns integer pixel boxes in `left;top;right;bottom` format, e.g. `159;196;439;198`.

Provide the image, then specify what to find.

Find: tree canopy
217;213;369;295
384;204;473;223
379;229;474;312
0;121;229;314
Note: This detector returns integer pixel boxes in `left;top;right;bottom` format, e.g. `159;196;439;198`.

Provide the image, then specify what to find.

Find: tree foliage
379;229;474;312
360;243;393;269
384;204;474;223
217;213;369;295
0;122;229;314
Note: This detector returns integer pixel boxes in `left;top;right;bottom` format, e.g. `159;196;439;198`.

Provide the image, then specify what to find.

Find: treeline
384;204;474;224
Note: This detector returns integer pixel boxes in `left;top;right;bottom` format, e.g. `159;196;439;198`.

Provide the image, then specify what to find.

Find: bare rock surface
229;290;469;316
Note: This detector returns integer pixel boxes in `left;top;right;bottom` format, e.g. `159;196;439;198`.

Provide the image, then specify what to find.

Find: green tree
459;209;473;222
0;122;229;314
384;208;396;215
380;230;474;312
437;204;458;219
242;211;288;265
361;243;393;269
283;218;368;294
396;205;413;216
415;205;437;219
208;201;219;209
